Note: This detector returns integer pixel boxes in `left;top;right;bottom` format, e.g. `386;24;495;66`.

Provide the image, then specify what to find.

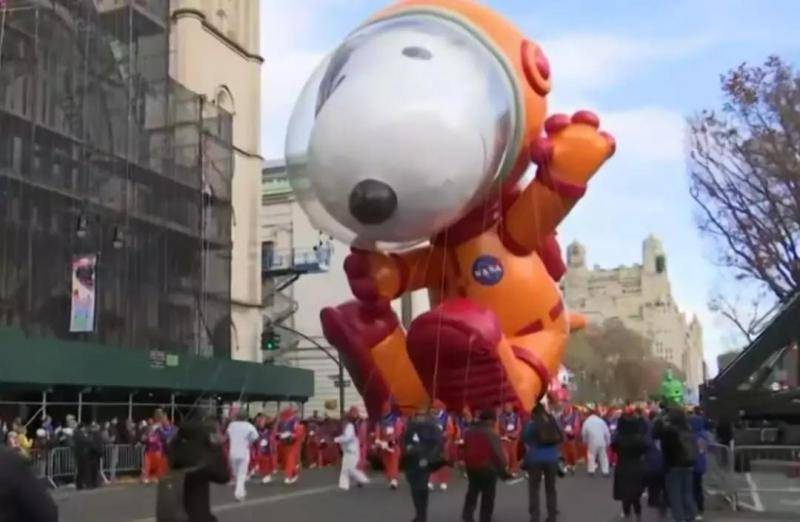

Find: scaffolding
0;0;233;357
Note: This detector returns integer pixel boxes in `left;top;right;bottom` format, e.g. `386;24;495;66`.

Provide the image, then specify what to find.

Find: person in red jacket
376;401;403;489
429;400;456;491
462;409;511;522
277;408;305;485
499;402;522;476
354;410;369;472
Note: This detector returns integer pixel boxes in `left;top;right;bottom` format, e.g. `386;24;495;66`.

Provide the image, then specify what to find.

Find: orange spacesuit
320;0;614;419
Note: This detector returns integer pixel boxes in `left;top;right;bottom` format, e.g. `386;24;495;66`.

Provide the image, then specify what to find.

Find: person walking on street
461;409;511;522
334;407;370;490
0;446;58;522
403;407;445;522
225;410;258;501
654;408;698;522
612;414;648;521
581;404;611;477
523;402;563;522
160;419;229;522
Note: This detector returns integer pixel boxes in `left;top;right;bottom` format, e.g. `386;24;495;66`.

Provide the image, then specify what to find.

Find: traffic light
261;328;281;351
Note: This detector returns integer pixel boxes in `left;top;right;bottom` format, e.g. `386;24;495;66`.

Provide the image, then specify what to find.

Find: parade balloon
286;0;616;420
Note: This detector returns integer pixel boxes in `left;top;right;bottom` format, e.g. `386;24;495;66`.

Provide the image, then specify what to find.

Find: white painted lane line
132;485;337;522
744;472;765;512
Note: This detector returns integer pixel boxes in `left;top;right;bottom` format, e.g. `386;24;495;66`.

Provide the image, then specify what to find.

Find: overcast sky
259;0;800;375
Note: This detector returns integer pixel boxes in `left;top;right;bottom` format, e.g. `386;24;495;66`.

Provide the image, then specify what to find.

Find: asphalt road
53;467;795;522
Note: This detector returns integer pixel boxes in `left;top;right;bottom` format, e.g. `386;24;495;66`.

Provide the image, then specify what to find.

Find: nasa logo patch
472;255;504;286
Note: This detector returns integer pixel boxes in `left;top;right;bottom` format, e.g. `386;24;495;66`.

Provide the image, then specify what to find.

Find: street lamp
272;323;346;419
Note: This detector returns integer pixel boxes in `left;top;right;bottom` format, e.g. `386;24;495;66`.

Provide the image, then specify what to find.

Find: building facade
170;0;264;362
561;235;705;390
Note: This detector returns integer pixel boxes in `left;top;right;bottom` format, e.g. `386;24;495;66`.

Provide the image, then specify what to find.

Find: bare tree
689;56;800;303
708;290;781;343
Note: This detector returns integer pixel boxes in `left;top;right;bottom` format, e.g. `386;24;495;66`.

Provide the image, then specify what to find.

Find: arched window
215;85;235;114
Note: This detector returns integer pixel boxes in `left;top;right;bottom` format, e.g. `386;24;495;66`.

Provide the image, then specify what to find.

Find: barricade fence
706;442;800;516
30;444;145;487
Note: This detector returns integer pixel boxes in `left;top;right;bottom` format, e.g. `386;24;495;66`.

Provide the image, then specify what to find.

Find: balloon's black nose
349;179;398;225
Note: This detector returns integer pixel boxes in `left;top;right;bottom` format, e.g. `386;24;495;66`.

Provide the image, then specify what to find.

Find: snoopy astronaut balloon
286;0;615;420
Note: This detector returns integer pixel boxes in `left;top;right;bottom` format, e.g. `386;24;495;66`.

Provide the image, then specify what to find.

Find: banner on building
69;254;97;333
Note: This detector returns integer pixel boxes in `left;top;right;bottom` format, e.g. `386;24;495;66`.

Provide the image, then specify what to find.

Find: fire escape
261;239;333;356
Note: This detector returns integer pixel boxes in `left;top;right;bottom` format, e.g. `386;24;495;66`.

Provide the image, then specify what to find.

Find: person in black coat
612;414;647;521
0;446;58;522
165;418;229;522
403;408;445;522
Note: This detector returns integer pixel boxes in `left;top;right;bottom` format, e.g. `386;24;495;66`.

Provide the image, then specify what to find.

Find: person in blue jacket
523;403;563;522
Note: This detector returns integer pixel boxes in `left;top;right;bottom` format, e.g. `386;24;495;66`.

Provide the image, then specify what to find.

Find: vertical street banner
69;254;97;333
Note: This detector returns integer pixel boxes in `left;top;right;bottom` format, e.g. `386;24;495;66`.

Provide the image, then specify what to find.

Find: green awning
0;328;313;400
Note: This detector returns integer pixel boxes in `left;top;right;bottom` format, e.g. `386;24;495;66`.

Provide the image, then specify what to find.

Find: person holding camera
461;409;512;522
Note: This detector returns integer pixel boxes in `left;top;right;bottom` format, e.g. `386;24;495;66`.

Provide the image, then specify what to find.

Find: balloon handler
285;0;616;420
276;408;305;485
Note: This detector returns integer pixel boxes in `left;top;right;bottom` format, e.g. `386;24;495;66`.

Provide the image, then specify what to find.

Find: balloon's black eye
402;46;433;60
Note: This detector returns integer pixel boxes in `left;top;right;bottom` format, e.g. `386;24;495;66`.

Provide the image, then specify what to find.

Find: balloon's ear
568;313;587;332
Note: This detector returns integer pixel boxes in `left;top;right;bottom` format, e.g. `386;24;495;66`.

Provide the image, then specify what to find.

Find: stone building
171;0;265;362
561;235;705;391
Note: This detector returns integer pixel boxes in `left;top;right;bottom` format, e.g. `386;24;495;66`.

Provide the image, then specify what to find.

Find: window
261;241;275;270
655;255;666;273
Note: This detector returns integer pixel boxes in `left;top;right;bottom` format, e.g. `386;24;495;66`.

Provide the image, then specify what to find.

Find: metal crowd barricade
49;446;77;483
705;442;736;509
31;444;144;488
102;444;145;478
707;442;800;515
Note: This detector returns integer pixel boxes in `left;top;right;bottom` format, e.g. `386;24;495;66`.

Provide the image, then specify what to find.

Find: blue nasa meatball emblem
471;255;504;286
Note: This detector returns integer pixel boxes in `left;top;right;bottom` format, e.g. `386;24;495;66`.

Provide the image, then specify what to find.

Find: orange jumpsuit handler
376;403;403;489
251;415;276;483
276;409;305;485
429;402;455;490
499;403;522;474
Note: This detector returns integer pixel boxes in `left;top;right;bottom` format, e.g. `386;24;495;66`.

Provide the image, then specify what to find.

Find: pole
78;392;83;424
41;391;47;419
128;393;133;421
170;393;176;422
401;293;413;329
338;358;345;419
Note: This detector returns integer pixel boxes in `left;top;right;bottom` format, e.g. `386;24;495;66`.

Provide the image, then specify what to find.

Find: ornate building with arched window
561;235;705;392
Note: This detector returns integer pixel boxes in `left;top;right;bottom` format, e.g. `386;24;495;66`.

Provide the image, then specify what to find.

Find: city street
53;467;794;522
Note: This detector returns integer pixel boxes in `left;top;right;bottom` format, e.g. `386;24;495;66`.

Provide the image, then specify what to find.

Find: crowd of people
1;397;713;522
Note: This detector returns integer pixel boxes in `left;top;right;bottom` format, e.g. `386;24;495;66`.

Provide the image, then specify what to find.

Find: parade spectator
462;409;510;522
523;402;563;522
0;446;58;522
612;415;647;521
644;410;666;513
654;408;698;522
163;419;229;522
403;407;445;522
334;406;370;490
225;409;258;501
582;405;611;476
689;408;710;519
